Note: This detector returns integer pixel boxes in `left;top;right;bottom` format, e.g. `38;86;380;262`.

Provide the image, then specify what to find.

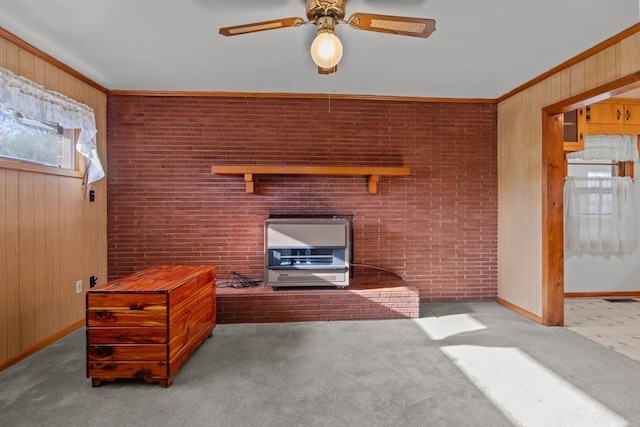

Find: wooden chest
86;265;216;387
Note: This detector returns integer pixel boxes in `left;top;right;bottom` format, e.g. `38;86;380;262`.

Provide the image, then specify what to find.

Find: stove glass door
268;247;345;270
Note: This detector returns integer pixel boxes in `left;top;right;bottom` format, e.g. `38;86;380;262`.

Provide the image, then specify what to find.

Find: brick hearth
216;274;419;324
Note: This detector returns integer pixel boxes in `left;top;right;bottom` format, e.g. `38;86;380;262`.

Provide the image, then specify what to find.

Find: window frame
0;125;83;178
565;159;634;179
565;159;633;218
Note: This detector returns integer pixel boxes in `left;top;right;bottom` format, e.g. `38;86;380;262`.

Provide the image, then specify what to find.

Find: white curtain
0;66;104;184
566;134;639;162
564;176;635;254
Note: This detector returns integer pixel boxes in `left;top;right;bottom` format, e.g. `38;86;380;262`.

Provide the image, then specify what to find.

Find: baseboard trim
0;320;84;372
565;291;640;298
496;297;543;324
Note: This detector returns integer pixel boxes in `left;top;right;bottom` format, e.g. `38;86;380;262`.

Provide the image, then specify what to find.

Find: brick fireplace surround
107;96;497;322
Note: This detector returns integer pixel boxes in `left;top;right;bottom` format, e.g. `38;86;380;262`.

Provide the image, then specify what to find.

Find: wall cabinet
625;104;640;125
583;99;640;135
565;99;640;152
587;102;624;124
563;108;587;152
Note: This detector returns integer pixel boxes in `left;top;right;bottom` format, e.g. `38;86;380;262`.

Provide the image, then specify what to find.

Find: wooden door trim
541;110;565;326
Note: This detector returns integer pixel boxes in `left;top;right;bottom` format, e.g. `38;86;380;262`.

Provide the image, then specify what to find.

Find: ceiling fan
219;0;436;74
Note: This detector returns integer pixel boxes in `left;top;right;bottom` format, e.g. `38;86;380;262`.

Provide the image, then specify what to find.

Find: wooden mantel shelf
211;165;411;194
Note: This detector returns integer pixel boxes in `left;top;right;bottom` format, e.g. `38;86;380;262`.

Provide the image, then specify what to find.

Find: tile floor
564;298;640;362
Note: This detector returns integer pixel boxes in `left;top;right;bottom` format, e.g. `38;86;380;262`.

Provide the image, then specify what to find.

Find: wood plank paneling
583;55;598;92
32;55;46;86
44;175;61;336
620;31;640;77
544;73;563;106
5;170;20;355
596;46;619;85
33;174;47;342
569;61;586;96
18;172;36;350
0;37;6;67
58;176;77;328
74;178;85;319
544;69;572;106
94;91;108;283
45;62;59;92
60;71;75;101
0;169;7;360
498;87;543;316
18;48;34;81
0;32;108;368
5;39;18;73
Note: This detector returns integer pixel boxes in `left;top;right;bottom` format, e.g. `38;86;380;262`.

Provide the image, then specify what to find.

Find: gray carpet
2;302;640;427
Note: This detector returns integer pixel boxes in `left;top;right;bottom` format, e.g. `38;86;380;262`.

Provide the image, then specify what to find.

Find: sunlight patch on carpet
441;345;628;427
413;314;486;340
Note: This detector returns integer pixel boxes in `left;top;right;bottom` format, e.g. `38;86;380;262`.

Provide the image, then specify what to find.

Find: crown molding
107;89;497;104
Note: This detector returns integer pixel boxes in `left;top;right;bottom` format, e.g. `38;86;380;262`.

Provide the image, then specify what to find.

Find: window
0;103;76;169
567;160;618;218
0;66;104;184
565;158;635;254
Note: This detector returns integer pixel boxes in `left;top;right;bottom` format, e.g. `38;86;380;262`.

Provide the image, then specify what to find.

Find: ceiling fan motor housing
306;0;347;21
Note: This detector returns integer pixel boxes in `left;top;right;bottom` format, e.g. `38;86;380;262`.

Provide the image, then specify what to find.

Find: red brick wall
107;96;497;301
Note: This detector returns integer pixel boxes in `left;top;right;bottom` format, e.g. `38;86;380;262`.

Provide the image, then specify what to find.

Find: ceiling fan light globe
310;32;343;69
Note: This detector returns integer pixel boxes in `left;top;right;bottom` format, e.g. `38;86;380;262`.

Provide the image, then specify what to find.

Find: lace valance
566;134;639;162
0;66;104;184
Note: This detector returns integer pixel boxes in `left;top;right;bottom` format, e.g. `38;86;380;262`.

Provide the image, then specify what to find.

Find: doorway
542;71;640;326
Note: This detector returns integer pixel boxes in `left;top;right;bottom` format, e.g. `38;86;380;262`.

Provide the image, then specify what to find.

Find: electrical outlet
75;280;83;294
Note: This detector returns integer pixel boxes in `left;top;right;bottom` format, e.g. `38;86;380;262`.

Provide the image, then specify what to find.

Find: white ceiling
0;0;638;99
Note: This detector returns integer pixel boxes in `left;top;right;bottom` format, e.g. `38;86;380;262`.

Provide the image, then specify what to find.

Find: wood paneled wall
0;33;108;368
497;27;640;320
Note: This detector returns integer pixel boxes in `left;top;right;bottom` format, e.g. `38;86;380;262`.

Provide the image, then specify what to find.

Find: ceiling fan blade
348;13;436;38
219;17;305;36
